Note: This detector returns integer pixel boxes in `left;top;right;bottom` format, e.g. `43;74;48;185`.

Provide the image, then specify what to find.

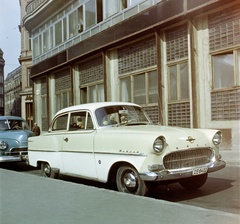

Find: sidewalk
221;150;240;166
0;169;239;224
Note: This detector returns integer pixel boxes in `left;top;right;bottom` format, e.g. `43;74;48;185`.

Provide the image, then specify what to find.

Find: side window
69;111;94;130
52;114;68;131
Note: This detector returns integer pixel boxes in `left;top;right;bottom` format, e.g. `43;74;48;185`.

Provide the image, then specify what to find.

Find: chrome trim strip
28;150;147;157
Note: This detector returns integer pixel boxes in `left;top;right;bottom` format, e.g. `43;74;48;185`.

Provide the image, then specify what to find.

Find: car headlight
212;131;222;145
153;136;165;153
0;141;8;150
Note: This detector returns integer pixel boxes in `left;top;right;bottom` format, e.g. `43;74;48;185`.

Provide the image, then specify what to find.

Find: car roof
0;116;25;121
55;102;140;116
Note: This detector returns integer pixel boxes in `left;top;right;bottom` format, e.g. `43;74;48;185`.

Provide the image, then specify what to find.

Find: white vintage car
28;102;226;195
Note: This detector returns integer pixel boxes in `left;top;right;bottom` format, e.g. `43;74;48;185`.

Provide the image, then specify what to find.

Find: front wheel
179;173;208;190
116;166;148;196
41;162;58;178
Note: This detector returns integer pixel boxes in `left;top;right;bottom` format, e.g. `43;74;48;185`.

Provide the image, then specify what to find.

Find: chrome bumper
0;152;28;163
139;160;226;181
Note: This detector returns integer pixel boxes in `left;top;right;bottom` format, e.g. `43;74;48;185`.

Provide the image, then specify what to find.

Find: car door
61;110;97;179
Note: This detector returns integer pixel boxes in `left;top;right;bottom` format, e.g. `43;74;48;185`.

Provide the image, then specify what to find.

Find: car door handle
63;137;68;142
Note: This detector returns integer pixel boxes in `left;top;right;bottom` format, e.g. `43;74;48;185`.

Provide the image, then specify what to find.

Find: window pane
55;21;62;46
180;62;189;100
43;30;49;52
213;54;234;89
81;87;87;104
52;114;68;131
69;112;86;130
78;6;83;32
238;50;240;86
104;0;119;18
120;77;131;102
148;70;158;104
89;86;96;102
97;84;104;102
62;92;68;108
63;18;67;41
69;11;78;37
134;74;145;104
85;0;96;28
169;65;177;101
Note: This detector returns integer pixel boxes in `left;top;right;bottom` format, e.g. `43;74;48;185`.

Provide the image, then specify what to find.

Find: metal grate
163;148;213;170
208;6;240;52
168;102;190;127
211;88;240;121
118;37;157;75
79;57;103;85
166;24;188;62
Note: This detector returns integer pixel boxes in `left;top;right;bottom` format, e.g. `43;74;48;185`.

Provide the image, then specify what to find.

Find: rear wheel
179;173;208;190
41;162;58;178
116;165;148;196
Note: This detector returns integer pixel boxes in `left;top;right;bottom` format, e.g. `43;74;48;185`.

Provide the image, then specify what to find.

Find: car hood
97;124;217;150
0;130;34;141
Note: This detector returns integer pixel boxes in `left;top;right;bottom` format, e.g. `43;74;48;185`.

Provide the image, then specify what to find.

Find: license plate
192;167;208;176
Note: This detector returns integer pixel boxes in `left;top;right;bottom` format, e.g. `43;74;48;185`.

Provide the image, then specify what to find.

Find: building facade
19;0;34;128
22;0;240;152
0;49;5;115
4;67;22;116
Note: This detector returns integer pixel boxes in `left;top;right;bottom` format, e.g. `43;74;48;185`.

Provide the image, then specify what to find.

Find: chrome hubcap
123;172;137;188
44;165;51;175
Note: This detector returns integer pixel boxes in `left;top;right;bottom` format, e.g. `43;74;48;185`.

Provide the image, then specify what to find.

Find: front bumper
0;152;28;163
139;160;226;181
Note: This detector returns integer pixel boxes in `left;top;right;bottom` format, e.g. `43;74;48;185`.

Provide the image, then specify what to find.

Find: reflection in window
85;0;96;28
168;62;189;102
52;114;68;131
80;83;104;103
213;53;234;89
120;77;131;102
169;66;177;101
55;21;62;46
134;74;145;104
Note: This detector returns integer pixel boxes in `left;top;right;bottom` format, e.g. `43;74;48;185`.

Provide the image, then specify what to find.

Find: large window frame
212;48;240;90
167;60;189;103
119;69;158;106
80;81;104;104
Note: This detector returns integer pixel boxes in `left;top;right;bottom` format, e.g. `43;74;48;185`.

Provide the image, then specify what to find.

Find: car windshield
0;119;30;131
95;105;152;127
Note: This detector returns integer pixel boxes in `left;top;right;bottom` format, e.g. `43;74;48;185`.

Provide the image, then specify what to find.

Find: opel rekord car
0;116;34;162
27;102;226;195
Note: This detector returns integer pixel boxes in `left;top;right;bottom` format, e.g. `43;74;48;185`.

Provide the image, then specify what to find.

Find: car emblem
186;136;195;143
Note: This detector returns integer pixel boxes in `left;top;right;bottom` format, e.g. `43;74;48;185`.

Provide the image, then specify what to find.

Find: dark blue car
0;116;34;162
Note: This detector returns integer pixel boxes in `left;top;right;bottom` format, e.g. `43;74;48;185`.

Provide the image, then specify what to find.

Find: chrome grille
163;148;213;170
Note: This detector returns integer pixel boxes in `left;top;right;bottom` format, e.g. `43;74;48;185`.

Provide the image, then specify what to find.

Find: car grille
10;148;28;156
163;148;213;170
